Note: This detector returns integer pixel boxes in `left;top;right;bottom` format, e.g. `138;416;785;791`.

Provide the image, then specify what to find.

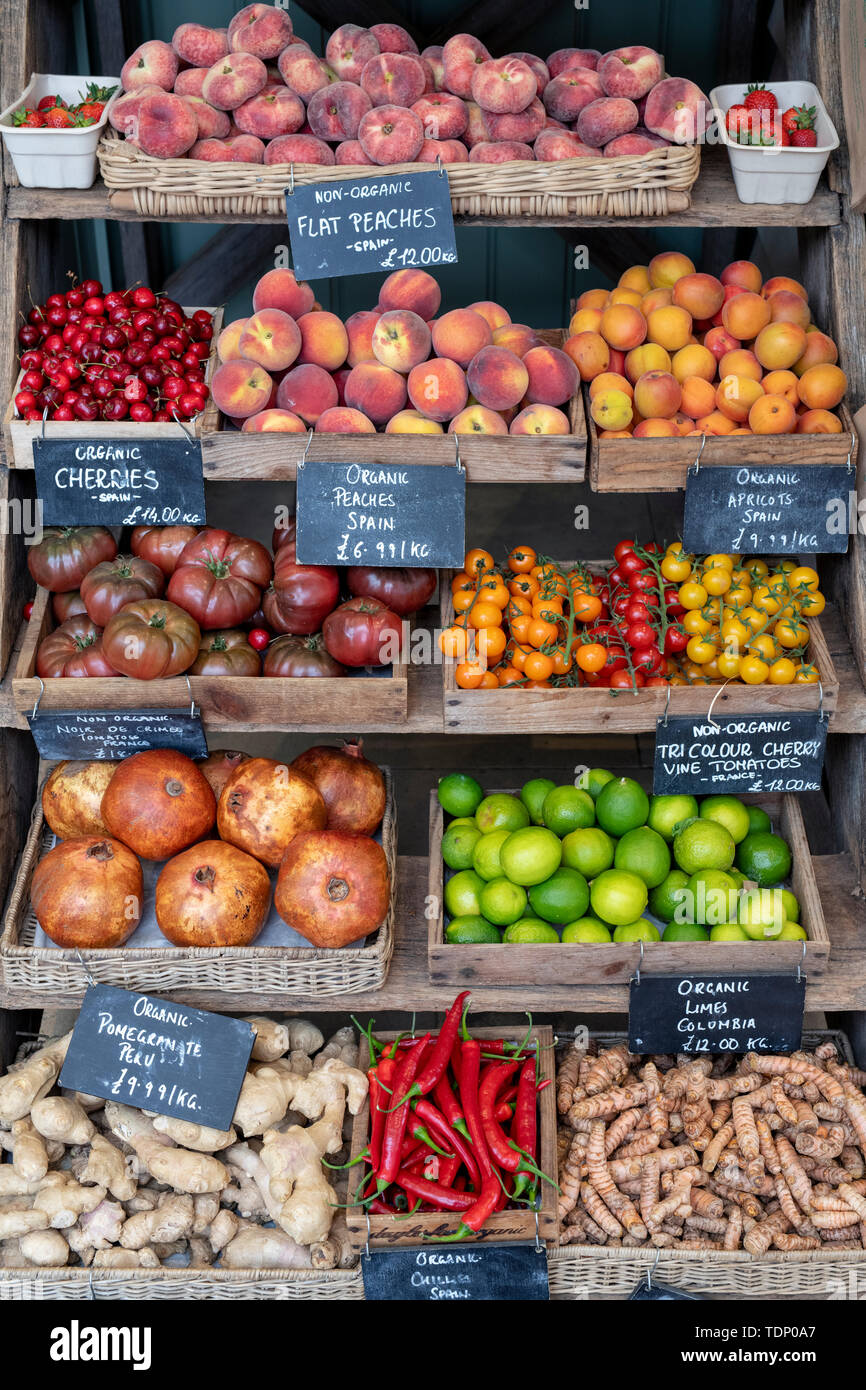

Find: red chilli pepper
449;1038;463;1087
414;1098;480;1189
512;1058;538;1199
438;1154;461;1188
394;1169;476;1212
368;1053;397;1172
434;1072;469;1140
458;1039;493;1179
479;1060;522;1173
400;991;471;1107
378;1034;430;1189
431;1171;501;1241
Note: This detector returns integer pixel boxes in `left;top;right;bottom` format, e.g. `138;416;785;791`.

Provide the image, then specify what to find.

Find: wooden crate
441;563;839;733
346;1025;557;1249
12;586;409;729
587;394;858;493
428;789;829;986
2;307;223;468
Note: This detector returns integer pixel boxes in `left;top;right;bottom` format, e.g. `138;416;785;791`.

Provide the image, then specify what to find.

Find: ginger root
0;1033;73;1124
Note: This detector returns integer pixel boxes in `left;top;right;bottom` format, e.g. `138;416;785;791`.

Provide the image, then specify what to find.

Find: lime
613;919;661;942
746;805;772;835
442;822;482;870
737;887;785;939
479;877;527;927
438;773;483;818
777;921;807;941
446;916;501;944
444;869;484;918
500;827;562;886
614;826;671;888
595;777;649;836
503;919;560;944
780;888;800;923
648;869;691;923
475;793;530;835
590;869;648;926
561;827;615;878
542;785;596;836
448;817;477;829
662;921;709;942
700;795;751;845
648;794;699;841
728;868;748;889
528;867;590;924
561;917;612;943
472;830;511;882
684;869;739;927
520;778;556;825
673;818;735;875
582;768;616;800
710;922;751;941
736;831;791;887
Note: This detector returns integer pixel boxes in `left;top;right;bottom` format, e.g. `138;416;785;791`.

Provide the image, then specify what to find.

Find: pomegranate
274;831;390;948
41;760;118;840
155;841;271;947
101;749;216;860
197;749;250;800
217;757;327;868
31;837;142;948
290;741;385;834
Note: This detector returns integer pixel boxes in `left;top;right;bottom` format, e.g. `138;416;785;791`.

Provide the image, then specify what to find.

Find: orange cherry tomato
478;670;500;689
497;664;523;687
468;600;503;630
455;660;487;689
523;679;552;689
550;646;573;676
476;626;507;663
506;594;533;620
510;614;533;644
479;580;510;609
510;643;533;672
438;625;469;660
532;595;564;619
523;650;554;681
464;548;494;576
508;575;538;600
527;617;559;649
571;592;603;624
507;545;537;574
576;643;607;674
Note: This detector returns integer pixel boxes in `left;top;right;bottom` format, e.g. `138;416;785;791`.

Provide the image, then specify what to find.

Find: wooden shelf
4;849;864;1013
3;151;841;229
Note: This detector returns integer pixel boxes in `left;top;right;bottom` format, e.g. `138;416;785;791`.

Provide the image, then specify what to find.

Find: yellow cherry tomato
774;616;809;649
744;558;769;581
703;553;735;571
726;584;753;608
769;657;796;685
683;609;713;636
799;590;826;618
788;566;820;593
795;663;820;685
703;656;722;680
748;633;780;662
717;650;742;678
686;636;718;665
720;618;750;649
740;606;767;634
703;567;732;596
776;559;797;574
739;654;769;685
679;581;709;610
752;585;783;616
661;554;693;582
767;572;791;594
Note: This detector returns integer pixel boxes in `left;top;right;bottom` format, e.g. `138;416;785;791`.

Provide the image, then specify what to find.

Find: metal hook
436;155;444;178
662;683;671;727
534;1207;542;1254
184;673;197;720
363;1207;371;1260
846;430;856;474
30;676;45;722
87;1267;95;1300
170;408;197;446
288;163;295;196
690;433;707;476
631;938;645;986
74;948;97;987
454;434;464;472
297;428;313;469
39;404;50;445
646;1245;662;1290
796;938;807;984
817;679;825;724
706;678;732;732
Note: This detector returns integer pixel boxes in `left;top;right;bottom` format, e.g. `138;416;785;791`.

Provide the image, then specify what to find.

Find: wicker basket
98;134;701;220
0;770;397;1004
0;1267;363;1300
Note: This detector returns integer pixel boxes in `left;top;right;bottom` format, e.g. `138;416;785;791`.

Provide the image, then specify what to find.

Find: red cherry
123;376;148;402
129;402;154;422
160;335;184;356
150;344;172;362
162;375;185;400
20;349;44;370
27;306;45;326
101;350;123;368
104;291;126;310
63;390;81;407
51;406;75;421
247;629;270;652
18;324;41;347
21;369;44;391
93;378;114;400
192;309;212;326
66;288;85;307
80;279;103;297
176;393;201;418
131;286;157;309
153;408;171;422
46;294;66;310
52;371;71;393
61;324;79;345
46;305;68;327
15;390;36;413
83;296;105;316
67;306;83;324
74;399;99;420
103;397;129;421
108;366;127;385
132;309;155;331
139;363;164;387
24;408;43;421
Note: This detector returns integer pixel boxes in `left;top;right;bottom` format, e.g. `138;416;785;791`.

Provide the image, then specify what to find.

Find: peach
590;388;633;432
371;309;431;371
522;344;578;406
412;93;468;140
600;303;647;351
172;24;227;68
326;25;381;84
332;367;351;405
748;394;797;434
370;23;418;55
466;301;510;332
624;342;671;383
466;346;529;411
671;343;716;384
482;98;545;144
598;46;663;99
386;409;443;434
378;270;440;322
703;325;740;362
604;130;668;156
449;405;509;435
633;417;678;438
174;69;209;99
416;138;469;163
264;134;335;165
793;331;838;375
308;82;372;140
568;308;603;335
589;371;633;401
469;141;533;163
234;86;305;138
253;268;314;320
190;135;265;162
335;139;370;164
428;309;490;368
339;362;406;425
797;409;843;434
576;96;638;148
227;4;293;58
296;311;349;373
534;129;597;159
276;364;338;424
212;358;273;418
361;53;427;108
718;348;762;382
634;370;681;419
421;45;445;90
357;104;424;163
644;77;711;143
640;288;673;317
316;406;376;434
342;309;379;367
646;305;692;352
761;276;807;301
672;273;725;320
202;53;268;110
407;357;468;421
766;290;811;329
762;369;800;405
441;34;492;99
186;96;231;140
563;331;609;381
238;309;302;372
507;52;550;94
648;251;696;289
121;40;178;92
715;375;764;423
721;260;763;294
510;404;570;435
471;57;537;114
680;376;717;419
135;93;198;157
278;48;335;102
753;321;808;371
798;364;846;410
722;291;771;340
242;409;306;433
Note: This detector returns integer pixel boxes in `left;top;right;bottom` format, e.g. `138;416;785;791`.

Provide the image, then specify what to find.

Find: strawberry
790;126;818;147
37;94;66;112
12;108;45;127
75;102;104;124
726;104;758;143
743;82;778;116
43;107;76;128
789;104;818;147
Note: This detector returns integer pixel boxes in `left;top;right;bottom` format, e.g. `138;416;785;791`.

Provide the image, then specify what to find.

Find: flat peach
471;56;537;113
542;69;603;122
385;409;444;434
361;52;427;108
644;76;712;143
481;97;545;144
201;52;268;111
547;48;601;77
296;311;349;373
748;394;797;435
277;47;335;102
534;129;598;159
371;23;418;55
326;25;381;85
227;4;293;58
242;409;306;433
415;137;469;163
441;33;492;99
468;140;534;163
263;134;334;165
358;103;424;162
597;45;663;99
509;404;570;435
449;405;509;435
307;82;372;140
316;406;377;434
411;93;468;139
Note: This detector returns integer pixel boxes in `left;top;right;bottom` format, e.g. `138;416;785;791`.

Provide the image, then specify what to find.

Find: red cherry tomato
608;565;625;588
645;676;669;687
613;540;637;563
624;600;652;625
619;552;647;578
628;571;658;594
247;628;270;652
23;600;34;621
632;646;664;675
625;621;657;650
610;668;645;689
664;627;689;655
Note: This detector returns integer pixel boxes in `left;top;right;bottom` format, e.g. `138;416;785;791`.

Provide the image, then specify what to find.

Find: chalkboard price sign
362;1242;549;1302
295;460;465;568
286;169;458;281
29;707;208;761
60;984;255;1132
683;462;851;555
630;1278;704;1301
653;712;827;796
34;436;206;528
628;972;806;1056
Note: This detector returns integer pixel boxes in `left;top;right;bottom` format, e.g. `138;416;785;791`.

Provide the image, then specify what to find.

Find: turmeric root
557;1042;584;1115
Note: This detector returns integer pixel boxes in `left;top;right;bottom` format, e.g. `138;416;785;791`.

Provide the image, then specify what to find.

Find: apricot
648;251;695;288
431;308;492;368
646;305;692;352
385;409;444;434
798;363;846;410
576;287;611;312
467;300;511;332
704;326;740;362
211;357;273;418
466;345;529;411
793;331;838;376
720;260;763;295
449;404;509;435
600;303;647;351
753;321;808;371
296;311;349;372
618;265;652;295
719;348;762;382
608;287;643;309
761;276;807;301
568;307;603;335
624;343;671;383
522;344;579;406
563;331;609;381
634;370;681;419
797;409;843;434
640;288;673;317
715;375;764;423
589;371;633;400
748;394;797;435
695;410;736;436
762;370;800;406
344;361;407;425
680;376;717;420
672;273;725;320
672;412;694;436
407;357;468;422
671;343;716;384
598;429;634;439
590;388;633;432
722;292;771;341
766;290;811;329
633;417;678;438
509;404;571;435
